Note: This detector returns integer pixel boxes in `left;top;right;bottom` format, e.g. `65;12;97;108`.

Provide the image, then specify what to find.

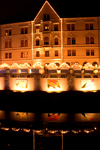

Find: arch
86;37;89;44
92;61;98;67
5;41;8;48
9;40;12;48
90;36;94;44
54;38;58;45
55;62;60;67
66;62;70;66
44;37;49;45
25;39;28;47
45;63;49;67
67;37;71;45
21;40;24;47
36;39;40;46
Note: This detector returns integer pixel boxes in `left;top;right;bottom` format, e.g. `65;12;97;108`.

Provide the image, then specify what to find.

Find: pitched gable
34;1;60;22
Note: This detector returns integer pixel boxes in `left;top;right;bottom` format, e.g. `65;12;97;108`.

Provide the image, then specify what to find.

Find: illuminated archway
92;62;98;67
55;62;60;67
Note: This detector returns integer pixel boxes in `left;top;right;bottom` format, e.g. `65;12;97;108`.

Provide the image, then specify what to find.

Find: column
33;130;35;150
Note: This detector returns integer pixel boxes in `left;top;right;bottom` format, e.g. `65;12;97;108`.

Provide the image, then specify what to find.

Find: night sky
0;0;99;24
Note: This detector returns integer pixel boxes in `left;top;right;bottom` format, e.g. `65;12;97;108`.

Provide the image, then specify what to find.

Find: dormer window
43;14;50;21
44;24;49;31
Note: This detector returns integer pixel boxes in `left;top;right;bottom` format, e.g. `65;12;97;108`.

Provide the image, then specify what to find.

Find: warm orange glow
61;18;63;60
32;62;43;69
32;21;34;60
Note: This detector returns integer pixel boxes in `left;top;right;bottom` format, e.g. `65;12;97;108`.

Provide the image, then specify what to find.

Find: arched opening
5;41;8;48
86;37;89;44
54;38;58;45
67;37;71;45
55;62;60;67
66;62;70;67
9;40;12;48
44;37;49;45
45;63;49;67
92;62;98;67
21;40;24;47
25;40;28;47
83;62;88;66
72;37;76;44
90;36;94;44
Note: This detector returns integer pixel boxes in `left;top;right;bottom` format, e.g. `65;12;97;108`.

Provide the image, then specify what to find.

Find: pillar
34;74;41;91
62;133;63;150
33;130;35;150
4;69;10;90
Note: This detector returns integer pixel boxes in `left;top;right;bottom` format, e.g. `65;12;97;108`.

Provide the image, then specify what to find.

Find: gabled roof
34;0;60;21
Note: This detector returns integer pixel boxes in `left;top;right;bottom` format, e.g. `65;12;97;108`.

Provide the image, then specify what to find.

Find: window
43;14;50;21
25;40;28;47
55;38;58;45
44;37;49;45
5;41;8;48
5;29;12;36
44;24;49;31
67;37;71;45
91;49;94;56
9;41;12;48
45;51;49;57
68;50;76;56
67;24;75;31
21;40;24;47
36;39;40;46
72;50;76;56
72;24;75;31
5;53;12;59
90;36;94;44
72;37;75;44
68;50;71;56
67;37;76;45
21;39;28;47
9;53;12;58
85;23;93;30
86;50;90;56
5;53;8;58
36;26;39;33
55;50;58;56
86;37;89;44
21;27;28;34
21;52;28;58
36;51;40;57
54;25;58;31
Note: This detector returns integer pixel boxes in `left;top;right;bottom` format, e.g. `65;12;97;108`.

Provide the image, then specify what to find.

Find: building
0;0;100;68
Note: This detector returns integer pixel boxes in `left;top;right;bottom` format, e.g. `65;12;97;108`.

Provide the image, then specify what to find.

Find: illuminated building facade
0;0;100;68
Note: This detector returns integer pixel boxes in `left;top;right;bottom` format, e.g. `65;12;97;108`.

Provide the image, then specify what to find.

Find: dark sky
0;0;99;24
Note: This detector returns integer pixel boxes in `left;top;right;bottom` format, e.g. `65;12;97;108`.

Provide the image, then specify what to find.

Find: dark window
55;50;58;56
55;38;58;45
68;50;71;56
54;25;58;31
21;52;24;58
9;29;12;35
36;39;40;46
5;41;8;48
91;49;94;56
45;51;49;57
9;41;12;48
72;50;76;56
5;53;8;58
72;24;75;30
44;37;49;45
86;37;89;44
47;14;50;20
21;40;24;47
67;37;71;45
67;24;70;31
25;27;28;34
86;50;90;56
36;51;40;57
90;36;94;44
72;37;75;44
21;28;24;34
85;24;89;30
43;14;46;21
9;53;12;58
90;23;93;30
25;40;28;47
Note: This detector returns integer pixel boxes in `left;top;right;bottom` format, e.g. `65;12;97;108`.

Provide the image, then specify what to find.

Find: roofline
34;0;60;21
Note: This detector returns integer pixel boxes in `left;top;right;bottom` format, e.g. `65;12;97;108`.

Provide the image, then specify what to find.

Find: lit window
36;26;39;33
44;24;49;31
21;52;28;58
